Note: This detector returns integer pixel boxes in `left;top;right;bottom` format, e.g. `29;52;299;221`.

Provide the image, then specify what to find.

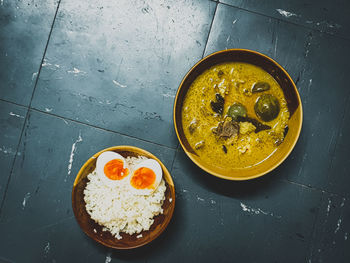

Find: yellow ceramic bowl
72;146;175;249
173;49;303;180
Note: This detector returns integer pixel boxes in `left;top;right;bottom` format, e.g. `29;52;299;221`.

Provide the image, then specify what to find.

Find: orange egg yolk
130;167;156;189
104;159;129;180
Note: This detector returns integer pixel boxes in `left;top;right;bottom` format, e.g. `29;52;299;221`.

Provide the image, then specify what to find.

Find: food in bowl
181;62;290;169
83;152;166;240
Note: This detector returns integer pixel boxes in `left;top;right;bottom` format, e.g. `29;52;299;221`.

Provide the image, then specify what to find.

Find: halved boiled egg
96;151;129;185
129;159;162;195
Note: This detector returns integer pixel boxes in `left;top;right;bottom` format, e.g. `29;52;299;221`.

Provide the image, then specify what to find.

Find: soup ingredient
237;116;271;133
188;118;198;134
254;94;280;122
182;62;289;169
129;159;162;195
210;93;225;114
96;151;129;185
213;119;239;139
195;140;205;149
239;122;256;135
227;103;247;120
252;82;270;93
84;156;166;240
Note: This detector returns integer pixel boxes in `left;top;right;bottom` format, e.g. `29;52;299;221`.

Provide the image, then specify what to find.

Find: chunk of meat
239;122;256;135
237;116;271;133
214;119;239;139
194;140;205;150
188;118;198;134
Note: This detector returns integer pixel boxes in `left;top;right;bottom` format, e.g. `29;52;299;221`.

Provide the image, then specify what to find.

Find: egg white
129;159;162;195
96;151;129;186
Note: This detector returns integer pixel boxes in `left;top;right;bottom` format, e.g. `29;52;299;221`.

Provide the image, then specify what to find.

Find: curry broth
182;62;289;169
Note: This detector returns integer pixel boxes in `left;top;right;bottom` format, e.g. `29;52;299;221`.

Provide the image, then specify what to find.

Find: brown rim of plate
72;146;176;249
173;48;303;181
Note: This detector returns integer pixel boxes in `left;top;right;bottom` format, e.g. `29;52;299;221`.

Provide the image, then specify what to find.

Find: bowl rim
72;145;176;249
173;48;303;181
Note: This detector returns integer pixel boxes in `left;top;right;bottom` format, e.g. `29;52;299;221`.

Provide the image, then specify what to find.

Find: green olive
227;103;247;120
252;82;270;93
254;94;280;122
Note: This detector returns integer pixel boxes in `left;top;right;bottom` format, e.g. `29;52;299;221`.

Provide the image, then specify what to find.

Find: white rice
84;156;166;240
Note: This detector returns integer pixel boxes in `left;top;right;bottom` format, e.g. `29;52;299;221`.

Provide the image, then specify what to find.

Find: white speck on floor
276;9;298;18
345;232;348;241
137;234;143;238
340;197;346;207
197;196;205;202
112;80;127;88
62;119;69;125
162;93;175;98
210;199;216;205
326;199;331;216
22;192;31;209
9;112;24;118
274;35;278;57
240;202;281;218
67;67;86;75
334;218;342;234
44;242;50;254
93;229;97;233
32;72;38;81
169;198;172;203
66;132;83;179
232;19;237;25
42;59;52;67
105;253;112;263
45;108;53;112
0;146;19;155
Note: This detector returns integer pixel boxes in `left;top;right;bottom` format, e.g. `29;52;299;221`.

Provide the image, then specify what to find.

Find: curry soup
182;62;289;169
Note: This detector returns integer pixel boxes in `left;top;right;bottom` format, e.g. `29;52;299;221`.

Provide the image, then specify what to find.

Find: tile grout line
0;98;28;109
0;0;62;216
283;178;347;198
28;0;62;108
218;1;350;42
31;108;178;150
169;147;179;173
1;100;348;199
201;2;218;58
0;98;178;151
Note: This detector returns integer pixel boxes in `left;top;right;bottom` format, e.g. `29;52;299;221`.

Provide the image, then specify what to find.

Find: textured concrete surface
0;0;349;262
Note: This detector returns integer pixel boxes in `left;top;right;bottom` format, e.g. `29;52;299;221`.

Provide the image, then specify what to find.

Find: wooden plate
173;49;303;180
72;146;175;249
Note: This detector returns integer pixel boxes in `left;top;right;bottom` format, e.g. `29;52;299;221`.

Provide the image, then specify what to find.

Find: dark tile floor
0;0;349;262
